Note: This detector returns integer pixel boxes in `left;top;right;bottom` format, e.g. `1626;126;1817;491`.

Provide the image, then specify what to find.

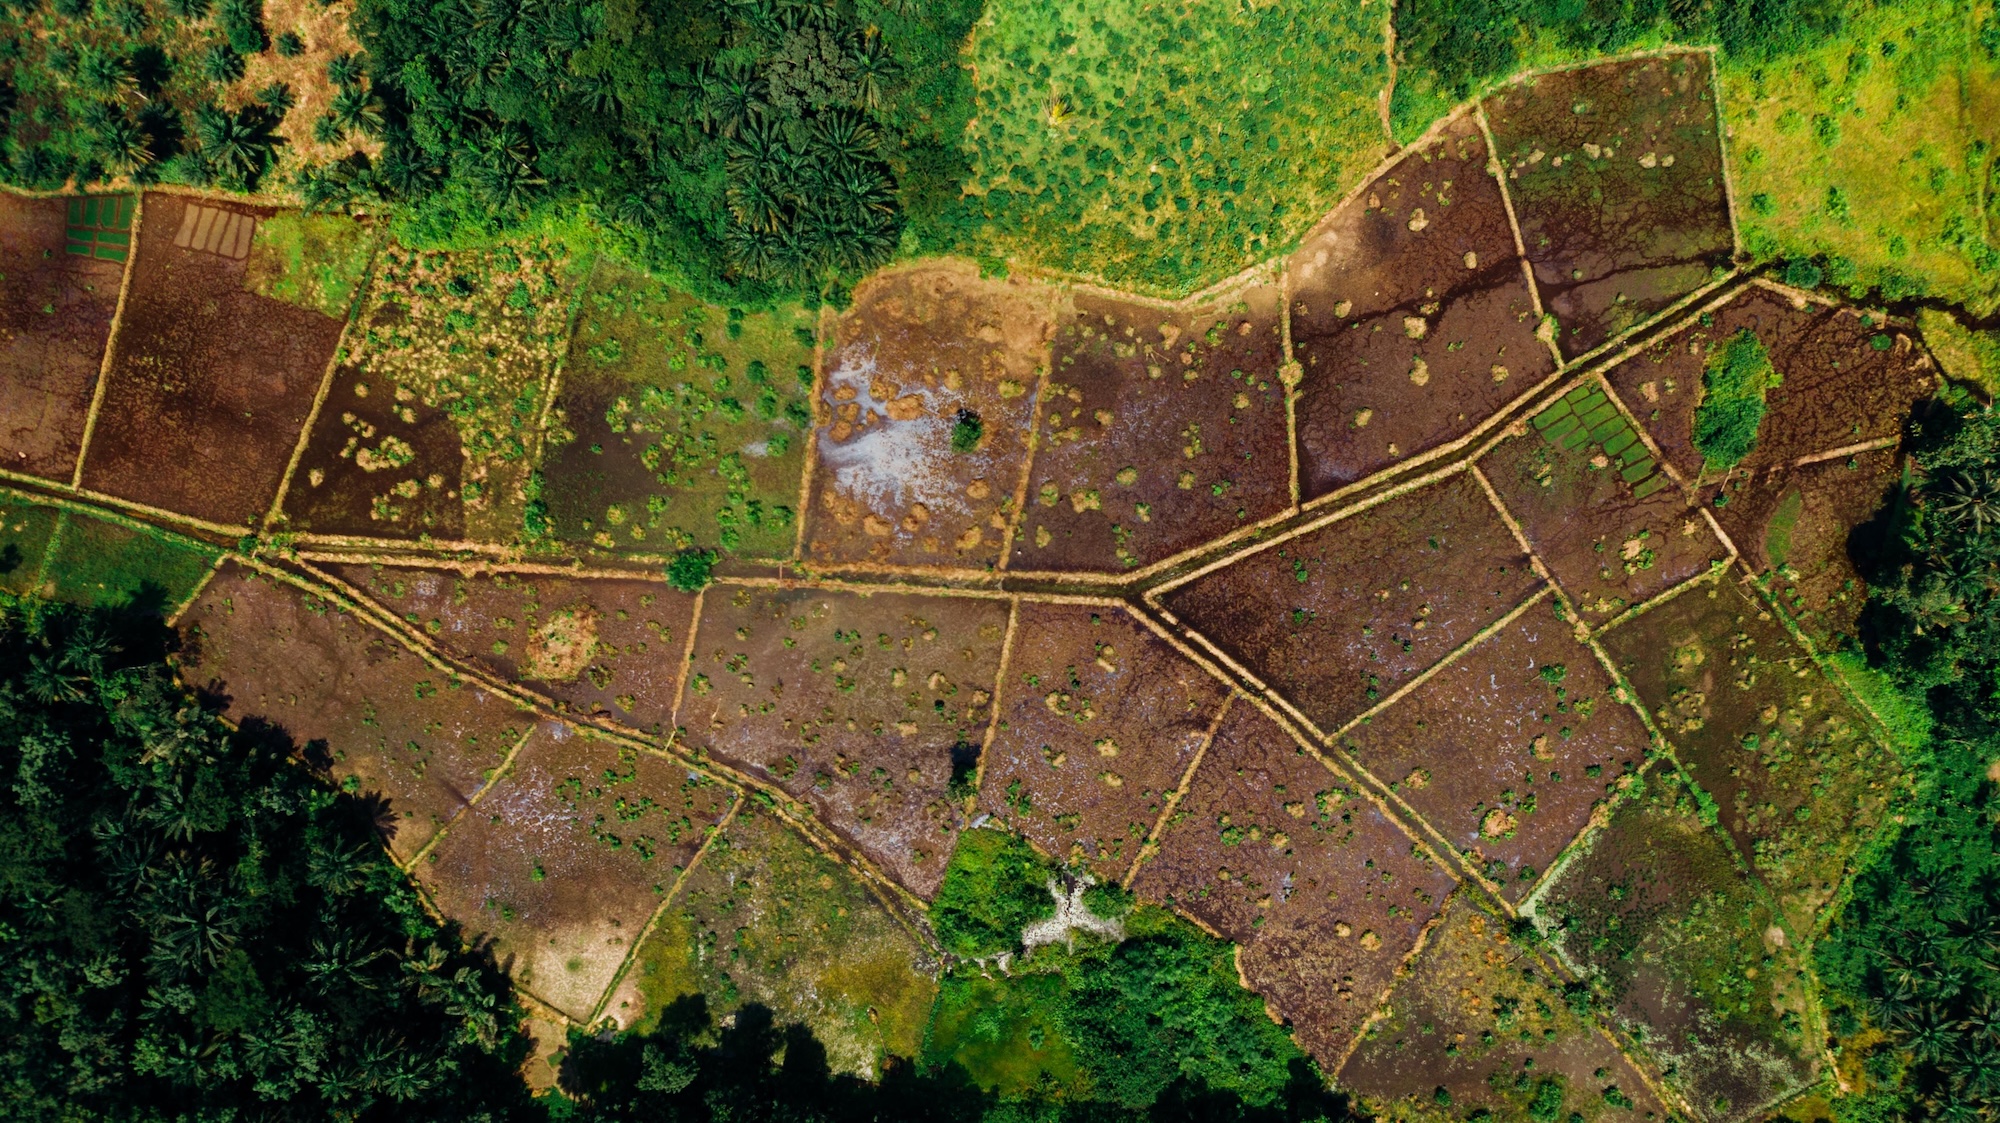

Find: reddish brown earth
1339;602;1653;900
1483;52;1735;359
176;561;536;861
1131;703;1456;1067
975;603;1231;882
675;584;1009;897
82;194;341;526
804;263;1052;569
0;194;120;482
1290;114;1553;497
281;359;466;539
1011;287;1289;572
419;722;736;1020
328;563;697;736
1162;471;1540;733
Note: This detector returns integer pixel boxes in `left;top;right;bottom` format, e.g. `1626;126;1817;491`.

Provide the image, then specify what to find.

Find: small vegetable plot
677;585;1009;897
976;603;1231;882
81;194;345;528
1338;893;1665;1121
1482;53;1735;359
1481;382;1728;623
1290;114;1553;497
419;722;736;1021
1130;703;1456;1068
328;563;696;736
0;194;123;482
1161;472;1540;734
1011;286;1288;573
540;261;816;561
42;510;218;612
1340;603;1652;899
1600;580;1897;930
1533;769;1817;1121
803;263;1051;570
177;562;536;863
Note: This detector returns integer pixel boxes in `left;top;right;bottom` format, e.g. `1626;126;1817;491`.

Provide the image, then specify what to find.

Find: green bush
1693;328;1780;470
664;547;717;592
949;408;983;454
929;828;1056;958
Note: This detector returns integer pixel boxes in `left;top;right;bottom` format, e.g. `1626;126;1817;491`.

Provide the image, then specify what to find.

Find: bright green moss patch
244;213;379;320
922;971;1085;1096
1694;328;1780;470
43;513;218;612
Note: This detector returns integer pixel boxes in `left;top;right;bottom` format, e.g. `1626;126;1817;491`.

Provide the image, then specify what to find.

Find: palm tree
699;60;767;139
330;85;385;137
94;114;154;176
849;29;898;110
1933;468;2000;537
327;53;364;89
193;105;279;186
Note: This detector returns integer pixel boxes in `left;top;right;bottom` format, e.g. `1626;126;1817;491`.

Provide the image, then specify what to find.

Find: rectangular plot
1532;401;1572;429
1602;428;1637;456
0;194;122;481
45;512;218;611
0;497;59;595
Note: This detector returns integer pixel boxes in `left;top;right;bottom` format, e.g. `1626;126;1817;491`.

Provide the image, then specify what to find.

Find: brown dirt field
82;194;342;527
1711;447;1899;650
1480;413;1728;624
1011;287;1288;572
1290;114;1553;498
1605;287;1934;482
975;603;1231;882
1483;53;1735;359
1600;580;1898;932
0;194;121;482
1340;602;1653;901
418;722;736;1021
1338;893;1666;1122
1130;703;1457;1068
1534;768;1817;1120
328;563;698;736
175;561;535;862
676;584;1009;898
282;360;465;538
804;262;1053;569
1162;472;1541;733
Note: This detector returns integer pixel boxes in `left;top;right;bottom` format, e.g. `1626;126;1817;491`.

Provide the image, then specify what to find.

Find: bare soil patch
1162;472;1540;733
1011;286;1288;572
418;722;736;1020
1340;601;1652;900
82;194;342;527
1130;703;1456;1068
283;360;466;538
803;262;1052;569
1290;114;1552;497
0;194;121;482
176;561;535;862
1483;53;1735;359
976;603;1231;882
676;585;1009;898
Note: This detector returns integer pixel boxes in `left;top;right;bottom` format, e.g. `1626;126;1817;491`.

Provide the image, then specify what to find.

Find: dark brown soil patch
976;603;1231;882
1012;287;1288;571
676;584;1009;897
281;361;466;539
175;561;535;862
418;722;735;1020
1131;703;1456;1068
1340;602;1653;900
0;194;121;481
1483;53;1735;359
1290;114;1553;497
82;194;342;527
804;262;1052;569
1162;472;1540;733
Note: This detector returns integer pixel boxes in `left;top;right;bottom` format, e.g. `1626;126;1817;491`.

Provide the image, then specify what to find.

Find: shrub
199;42;244;84
1783;258;1824;288
664;546;717;592
1693;328;1780;470
218;0;267;55
949;407;982;453
275;30;305;57
929;828;1055;958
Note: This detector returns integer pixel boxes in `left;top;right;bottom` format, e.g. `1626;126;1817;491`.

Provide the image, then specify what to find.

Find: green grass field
42;513;219;613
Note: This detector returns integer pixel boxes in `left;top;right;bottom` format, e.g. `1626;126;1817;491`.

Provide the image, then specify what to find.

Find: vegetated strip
969;597;1023;801
993;325;1058;575
1466;461;1558;583
1281;263;1303;510
526;251;600;473
1120;692;1238;890
1788;435;1901;470
261;235;385;532
69;192;143;491
1585;555;1734;641
789;305;834;566
1333;894;1455;1075
0;480;227;556
1703;47;1748;260
292;550;675;583
399;723;543;873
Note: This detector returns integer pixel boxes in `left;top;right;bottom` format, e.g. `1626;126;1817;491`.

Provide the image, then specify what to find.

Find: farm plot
0;495;57;595
1339;893;1665;1122
1605;286;1934;482
976;603;1231;882
1533;768;1817;1121
1010;286;1288;573
1600;580;1897;931
540;261;815;561
803;263;1052;570
42;511;218;612
176;561;536;862
418;722;736;1021
599;804;936;1075
327;564;696;736
1130;703;1457;1067
1339;601;1653;900
282;241;584;543
81;195;346;528
1481;381;1728;623
1290;114;1553;497
0;194;123;482
1162;472;1540;734
676;585;1009;898
1482;53;1735;360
